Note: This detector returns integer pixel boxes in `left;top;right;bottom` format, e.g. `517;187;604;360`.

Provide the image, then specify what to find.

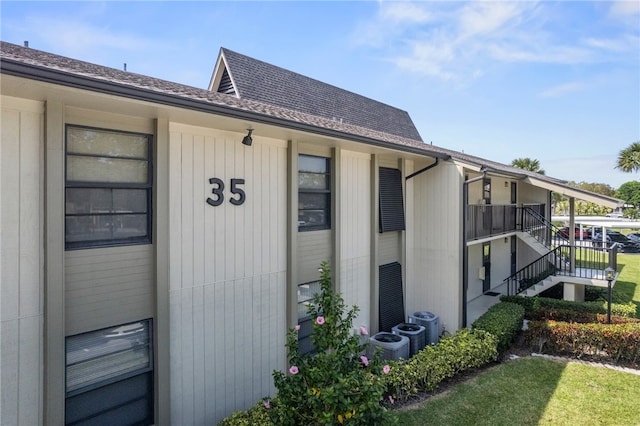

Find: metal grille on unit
368;332;409;361
408;311;440;345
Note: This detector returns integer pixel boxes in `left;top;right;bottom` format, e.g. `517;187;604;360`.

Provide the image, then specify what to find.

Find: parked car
556;226;588;239
606;212;624;218
627;232;640;243
592;232;640;253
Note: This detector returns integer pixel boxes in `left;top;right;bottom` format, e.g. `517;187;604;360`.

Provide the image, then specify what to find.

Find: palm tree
510;158;545;175
616;141;640;173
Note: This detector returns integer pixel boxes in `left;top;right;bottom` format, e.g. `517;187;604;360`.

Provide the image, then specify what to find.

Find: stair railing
520;206;568;248
504;244;617;296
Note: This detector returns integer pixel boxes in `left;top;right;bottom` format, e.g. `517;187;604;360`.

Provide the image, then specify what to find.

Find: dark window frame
65;124;153;250
298;154;331;232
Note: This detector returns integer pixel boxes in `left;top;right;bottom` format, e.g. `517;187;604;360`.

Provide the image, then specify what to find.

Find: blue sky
2;1;639;189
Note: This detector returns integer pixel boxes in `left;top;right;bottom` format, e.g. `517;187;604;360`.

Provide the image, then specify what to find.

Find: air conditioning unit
368;332;409;361
391;323;426;356
408;311;440;345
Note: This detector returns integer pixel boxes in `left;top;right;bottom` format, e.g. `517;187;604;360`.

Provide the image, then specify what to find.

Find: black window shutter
378;262;405;332
379;167;405;232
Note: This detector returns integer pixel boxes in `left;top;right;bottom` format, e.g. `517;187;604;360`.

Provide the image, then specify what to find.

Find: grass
396;253;640;425
395;357;640;426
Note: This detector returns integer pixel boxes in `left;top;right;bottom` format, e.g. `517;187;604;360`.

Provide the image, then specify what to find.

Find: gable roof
210;48;423;142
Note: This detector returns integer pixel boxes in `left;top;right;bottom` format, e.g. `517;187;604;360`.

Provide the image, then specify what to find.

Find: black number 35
206;178;245;206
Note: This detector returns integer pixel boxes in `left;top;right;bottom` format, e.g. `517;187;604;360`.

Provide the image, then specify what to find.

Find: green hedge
384;328;497;402
525;320;640;364
527;307;640;324
500;295;637;318
472;302;525;353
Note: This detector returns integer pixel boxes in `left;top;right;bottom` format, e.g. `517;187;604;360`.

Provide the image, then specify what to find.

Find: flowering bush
270;261;396;425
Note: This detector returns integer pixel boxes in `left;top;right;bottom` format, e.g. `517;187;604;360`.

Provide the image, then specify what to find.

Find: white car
606;212;624;218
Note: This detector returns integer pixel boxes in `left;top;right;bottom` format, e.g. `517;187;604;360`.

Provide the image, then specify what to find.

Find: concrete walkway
529;352;640;376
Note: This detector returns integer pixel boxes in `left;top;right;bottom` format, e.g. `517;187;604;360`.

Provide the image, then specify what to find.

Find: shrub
472;302;525;353
500;295;636;318
527;307;640;324
384;328;497;402
269;262;395;425
525;320;640;365
218;401;274;426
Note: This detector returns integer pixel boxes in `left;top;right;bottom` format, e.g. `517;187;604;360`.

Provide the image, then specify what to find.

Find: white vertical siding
1;97;45;425
167;124;287;425
339;151;371;330
410;162;463;332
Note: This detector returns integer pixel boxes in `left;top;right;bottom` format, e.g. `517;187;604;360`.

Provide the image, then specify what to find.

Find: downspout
462;167;487;327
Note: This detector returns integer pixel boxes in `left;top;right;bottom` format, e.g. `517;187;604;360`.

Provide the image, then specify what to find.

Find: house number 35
206;178;245;206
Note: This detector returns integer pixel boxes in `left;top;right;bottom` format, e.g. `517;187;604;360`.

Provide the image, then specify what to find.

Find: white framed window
298;154;331;231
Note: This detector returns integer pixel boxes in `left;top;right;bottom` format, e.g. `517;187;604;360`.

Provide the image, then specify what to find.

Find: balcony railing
466;204;547;241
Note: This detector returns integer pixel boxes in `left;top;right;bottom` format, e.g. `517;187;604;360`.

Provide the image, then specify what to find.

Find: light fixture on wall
241;128;253;146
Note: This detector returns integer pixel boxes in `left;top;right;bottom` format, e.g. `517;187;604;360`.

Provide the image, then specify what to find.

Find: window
65;125;152;249
297;280;321;355
65;320;154;425
298;155;331;231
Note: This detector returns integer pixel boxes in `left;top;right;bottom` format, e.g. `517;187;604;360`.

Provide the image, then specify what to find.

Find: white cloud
608;0;640;19
538;81;586;98
24;16;151;54
458;2;527;38
380;2;433;25
354;1;638;83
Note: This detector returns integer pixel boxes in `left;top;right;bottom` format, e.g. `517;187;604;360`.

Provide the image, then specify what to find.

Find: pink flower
383;365;390;374
289;365;299;375
388;395;395;405
360;355;369;366
294;324;300;331
263;400;270;409
316;316;325;325
360;326;368;335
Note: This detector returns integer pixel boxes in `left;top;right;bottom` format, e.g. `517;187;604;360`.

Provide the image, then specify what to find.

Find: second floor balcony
466;204;545;241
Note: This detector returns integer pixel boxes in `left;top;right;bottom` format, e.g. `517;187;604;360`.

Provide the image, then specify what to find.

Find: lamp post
605;267;615;324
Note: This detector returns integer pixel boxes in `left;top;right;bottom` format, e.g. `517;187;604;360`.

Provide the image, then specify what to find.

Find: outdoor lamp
241;128;253;146
605;266;615;324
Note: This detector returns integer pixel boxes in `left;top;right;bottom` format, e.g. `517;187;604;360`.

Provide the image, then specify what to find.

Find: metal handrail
504;244;618;296
521;206;567;248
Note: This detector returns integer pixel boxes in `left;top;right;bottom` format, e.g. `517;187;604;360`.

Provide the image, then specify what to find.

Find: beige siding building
0;41;622;425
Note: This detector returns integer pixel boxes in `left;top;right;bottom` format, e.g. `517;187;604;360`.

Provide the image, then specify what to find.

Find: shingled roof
210;48;423;141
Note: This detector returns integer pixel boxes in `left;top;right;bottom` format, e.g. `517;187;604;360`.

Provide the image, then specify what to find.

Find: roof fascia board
453;159;527;179
207;52;226;92
1;59;449;160
525;177;623;209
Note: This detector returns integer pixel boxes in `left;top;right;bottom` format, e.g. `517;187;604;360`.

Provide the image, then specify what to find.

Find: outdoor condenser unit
368;332;409;361
391;323;426;356
408;311;440;345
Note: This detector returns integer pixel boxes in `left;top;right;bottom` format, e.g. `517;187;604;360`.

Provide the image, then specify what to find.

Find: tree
510;158;545;175
616;141;640;173
615;181;640;207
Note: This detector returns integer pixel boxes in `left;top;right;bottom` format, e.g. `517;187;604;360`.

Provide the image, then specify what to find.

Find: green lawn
396;253;640;425
395;357;640;426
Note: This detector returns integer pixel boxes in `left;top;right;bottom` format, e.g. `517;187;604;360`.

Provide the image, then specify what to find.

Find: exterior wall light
241;129;253;146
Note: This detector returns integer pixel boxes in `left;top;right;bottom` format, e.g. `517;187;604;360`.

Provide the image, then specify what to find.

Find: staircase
505;208;617;296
